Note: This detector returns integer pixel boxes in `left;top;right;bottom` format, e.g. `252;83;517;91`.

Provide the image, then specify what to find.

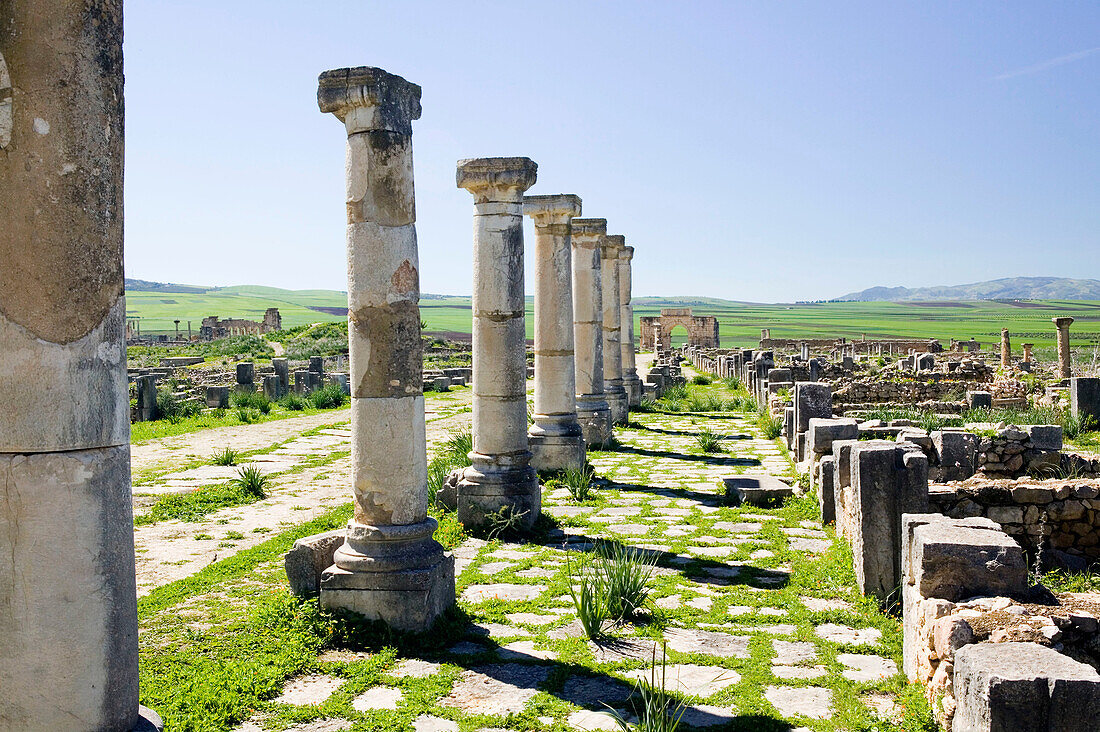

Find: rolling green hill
125;281;1100;353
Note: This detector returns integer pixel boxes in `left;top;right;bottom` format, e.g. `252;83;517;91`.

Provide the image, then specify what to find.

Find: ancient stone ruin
640;307;720;350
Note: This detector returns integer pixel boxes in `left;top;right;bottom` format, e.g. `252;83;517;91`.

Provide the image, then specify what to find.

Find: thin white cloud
995;46;1100;80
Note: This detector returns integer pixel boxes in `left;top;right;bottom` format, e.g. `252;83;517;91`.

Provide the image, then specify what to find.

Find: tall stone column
316;66;454;630
0;3;160;729
571;219;614;446
524;194;586;471
618;244;642;407
1000;329;1011;368
1054;317;1074;379
602;235;629;424
457;158;541;530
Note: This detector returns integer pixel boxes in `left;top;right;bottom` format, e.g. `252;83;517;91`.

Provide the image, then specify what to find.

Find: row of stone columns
314;71;642;629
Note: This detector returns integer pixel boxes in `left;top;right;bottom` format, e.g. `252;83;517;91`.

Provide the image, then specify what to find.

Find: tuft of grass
155;390;202;422
597;540;658;621
756;412;783;439
211;447;238;466
235;407;260;424
604;643;688;732
721;375;743;391
278;391;308;411
567;556;610;640
691;374;712;385
694;427;723;453
230;464;271;500
483;504;530;541
560;466;596;501
308;383;348;410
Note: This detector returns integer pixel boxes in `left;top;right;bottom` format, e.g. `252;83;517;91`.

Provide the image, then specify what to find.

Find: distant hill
124;278;208;294
835;277;1100;302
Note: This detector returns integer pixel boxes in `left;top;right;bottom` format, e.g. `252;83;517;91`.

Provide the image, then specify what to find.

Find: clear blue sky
123;1;1099;303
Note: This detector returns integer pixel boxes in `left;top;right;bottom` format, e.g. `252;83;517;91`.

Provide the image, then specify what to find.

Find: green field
126;286;1100;353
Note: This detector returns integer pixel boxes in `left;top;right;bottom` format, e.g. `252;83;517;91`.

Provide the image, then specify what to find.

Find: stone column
602;235;629;424
1000;328;1011;368
457;157;541;530
0;3;160;728
571;219;614;446
618;244;642;406
1022;343;1034;363
1054;317;1074;379
316;66;454;630
524;194;586;471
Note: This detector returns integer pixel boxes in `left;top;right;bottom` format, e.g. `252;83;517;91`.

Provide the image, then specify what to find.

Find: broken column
0;1;159;726
850;442;929;600
601;235;628;424
1000;328;1010;368
571;218;613;446
618;244;642;406
272;356;290;393
523;194;586;471
1071;377;1100;424
236;361;255;393
316;65;454;630
793;382;832;462
1054;316;1074;379
456;157;540;529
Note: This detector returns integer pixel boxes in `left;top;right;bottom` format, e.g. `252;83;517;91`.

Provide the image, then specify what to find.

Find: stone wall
832;376;980;405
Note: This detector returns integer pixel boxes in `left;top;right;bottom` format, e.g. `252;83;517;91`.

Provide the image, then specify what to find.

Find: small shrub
155;390;201;421
691;374;712;385
309;384;348;410
721;375;742;391
438;429;474;468
756;412;783;439
567;562;608;640
230;464;270;499
483;504;530;541
279;392;308;411
660;383;689;401
426;460;452;504
694;427;723;453
231;390;270;412
605;644;688;732
597;541;658;621
635;398;658;413
236;407;260;424
211;447;238;466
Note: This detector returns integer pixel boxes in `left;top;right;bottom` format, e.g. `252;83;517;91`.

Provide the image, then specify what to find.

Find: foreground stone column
317;66;454;630
0;3;159;728
1054;317;1074;379
571;219;614;445
457;158;540;529
1000;328;1011;368
602;235;629;424
524;194;586;471
618;245;642;406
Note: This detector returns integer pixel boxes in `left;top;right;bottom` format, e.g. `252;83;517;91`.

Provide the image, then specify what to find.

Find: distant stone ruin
199;307;281;339
639;308;719;350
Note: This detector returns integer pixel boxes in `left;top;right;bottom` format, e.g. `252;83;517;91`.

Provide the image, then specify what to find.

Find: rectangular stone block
953;642;1100;732
832;439;858;538
783;407;795;449
1026;424;1063;452
794;382;832;432
818;455;835;524
205;385;229;408
851;442;929;600
1071;377;1100;423
236;362;255;385
931;430;978;482
723;475;794;507
285;529;347;596
807;417;859;454
968;390;993;410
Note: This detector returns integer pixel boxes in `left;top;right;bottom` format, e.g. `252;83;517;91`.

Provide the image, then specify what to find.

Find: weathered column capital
523;194;582;229
620;245;634;262
317;66;422;134
456;157;537;203
1053;317;1075;328
603;234;625;258
571;218;608;247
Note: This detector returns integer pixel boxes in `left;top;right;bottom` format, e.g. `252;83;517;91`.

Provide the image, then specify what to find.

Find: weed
694;427;723;453
278;392;308;411
211;447;238;466
224;531;245;541
155;390;201;421
567;560;609;640
756;412;783;439
721;375;743;391
483;504;530;541
604;643;688;732
597;540;658;621
691;374;712;385
230;464;270;499
308;383;348;409
560;466;596;501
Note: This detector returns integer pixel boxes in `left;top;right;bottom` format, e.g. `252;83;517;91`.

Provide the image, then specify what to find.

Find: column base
623;372;643;407
576;395;613;448
529;432;587;472
319;519;455;632
457;452;540;531
134;706;164;732
605;383;629;425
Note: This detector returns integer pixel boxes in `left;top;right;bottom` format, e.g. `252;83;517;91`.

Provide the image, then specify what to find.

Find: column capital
318;66;422;135
1053;317;1075;328
572;218;607;247
602;234;625;257
619;245;634;261
523;194;582;226
456;157;537;203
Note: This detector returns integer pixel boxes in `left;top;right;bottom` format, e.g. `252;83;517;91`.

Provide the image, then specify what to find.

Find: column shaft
618;245;641;406
0;3;158;728
525;195;585;471
457;158;540;529
602;236;628;424
1054;318;1074;379
571;219;613;446
317;66;453;631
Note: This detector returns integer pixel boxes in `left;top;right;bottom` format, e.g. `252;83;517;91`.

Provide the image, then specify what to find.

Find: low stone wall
902;514;1100;729
833;376;982;405
930;478;1100;562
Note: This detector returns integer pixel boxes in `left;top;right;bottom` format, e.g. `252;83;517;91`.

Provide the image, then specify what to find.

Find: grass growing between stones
130;402;352;443
135;401;936;732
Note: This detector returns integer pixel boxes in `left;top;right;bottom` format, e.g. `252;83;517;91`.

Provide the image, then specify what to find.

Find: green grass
134;480;269;526
129;400;350;443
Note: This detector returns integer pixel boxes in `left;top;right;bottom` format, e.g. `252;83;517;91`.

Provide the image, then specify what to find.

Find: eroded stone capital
523;194;582;226
602;234;625;257
1053;317;1075;328
619;245;634;262
571;218;607;247
456;157;537;203
318;66;422;134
